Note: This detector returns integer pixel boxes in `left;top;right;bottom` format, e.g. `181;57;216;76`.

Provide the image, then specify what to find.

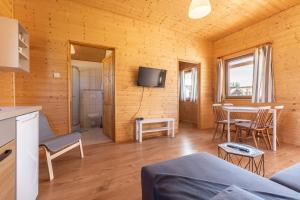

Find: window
226;54;254;98
183;70;192;99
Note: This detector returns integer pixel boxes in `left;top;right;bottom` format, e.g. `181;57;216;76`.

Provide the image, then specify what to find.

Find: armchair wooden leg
79;139;84;158
45;148;54;181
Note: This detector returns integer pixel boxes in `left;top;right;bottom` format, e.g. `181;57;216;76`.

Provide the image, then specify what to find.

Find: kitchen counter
0;106;42;121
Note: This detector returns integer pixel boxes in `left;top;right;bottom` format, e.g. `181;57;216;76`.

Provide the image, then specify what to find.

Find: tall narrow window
226;54;254;98
180;68;198;102
184;70;192;99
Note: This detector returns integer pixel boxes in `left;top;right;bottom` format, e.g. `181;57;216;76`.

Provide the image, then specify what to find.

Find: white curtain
216;58;225;103
180;68;198;102
180;70;186;101
252;44;275;103
190;68;198;102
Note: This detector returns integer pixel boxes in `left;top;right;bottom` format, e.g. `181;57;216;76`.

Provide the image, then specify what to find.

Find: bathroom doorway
69;42;115;145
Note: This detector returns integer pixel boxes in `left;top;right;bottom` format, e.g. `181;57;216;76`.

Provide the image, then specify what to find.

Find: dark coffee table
218;142;265;176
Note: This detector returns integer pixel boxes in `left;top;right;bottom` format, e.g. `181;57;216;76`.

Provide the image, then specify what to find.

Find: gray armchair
39;111;84;181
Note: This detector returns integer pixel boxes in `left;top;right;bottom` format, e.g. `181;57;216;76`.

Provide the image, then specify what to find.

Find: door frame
67;40;116;142
71;65;81;129
177;59;201;128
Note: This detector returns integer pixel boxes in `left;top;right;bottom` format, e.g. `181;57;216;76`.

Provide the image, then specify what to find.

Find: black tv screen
137;66;167;88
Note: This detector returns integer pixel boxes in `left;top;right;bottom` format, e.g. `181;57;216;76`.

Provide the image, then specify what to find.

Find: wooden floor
39;124;300;200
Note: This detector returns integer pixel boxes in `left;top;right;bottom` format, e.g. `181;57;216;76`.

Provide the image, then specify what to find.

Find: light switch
53;72;61;78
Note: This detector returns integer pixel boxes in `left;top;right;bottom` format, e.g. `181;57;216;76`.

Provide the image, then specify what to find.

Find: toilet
87;113;100;128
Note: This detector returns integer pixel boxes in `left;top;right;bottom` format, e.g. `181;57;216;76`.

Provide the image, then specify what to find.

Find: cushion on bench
271;163;300;193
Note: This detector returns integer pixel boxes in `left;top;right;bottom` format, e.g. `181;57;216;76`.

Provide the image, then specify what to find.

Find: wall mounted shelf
0;16;30;72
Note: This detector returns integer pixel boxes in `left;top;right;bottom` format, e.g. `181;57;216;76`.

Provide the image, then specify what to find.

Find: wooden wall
213;4;300;145
0;0;14;106
13;0;214;142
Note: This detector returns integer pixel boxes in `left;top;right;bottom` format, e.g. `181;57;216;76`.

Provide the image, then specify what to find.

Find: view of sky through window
227;54;254;97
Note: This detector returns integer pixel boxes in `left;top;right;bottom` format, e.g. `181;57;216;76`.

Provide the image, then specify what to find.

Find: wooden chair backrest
252;107;271;129
212;104;226;122
266;105;284;126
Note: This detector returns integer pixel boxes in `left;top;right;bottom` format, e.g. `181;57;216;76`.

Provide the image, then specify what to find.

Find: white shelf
0;16;30;72
142;127;170;133
136;117;175;142
18;38;29;48
19;51;29;60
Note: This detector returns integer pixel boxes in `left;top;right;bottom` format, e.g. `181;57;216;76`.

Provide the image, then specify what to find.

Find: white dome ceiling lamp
188;0;211;19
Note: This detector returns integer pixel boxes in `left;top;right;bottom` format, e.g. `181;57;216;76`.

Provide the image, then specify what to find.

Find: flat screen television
137;66;167;88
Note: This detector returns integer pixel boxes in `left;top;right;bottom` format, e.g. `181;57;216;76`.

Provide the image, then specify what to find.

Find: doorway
178;61;200;128
69;42;115;145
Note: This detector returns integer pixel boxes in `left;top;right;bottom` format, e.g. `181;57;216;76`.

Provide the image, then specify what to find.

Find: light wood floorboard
38;125;300;200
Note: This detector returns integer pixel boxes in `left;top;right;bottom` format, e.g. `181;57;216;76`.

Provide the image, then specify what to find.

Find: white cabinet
16;112;39;200
0;16;30;72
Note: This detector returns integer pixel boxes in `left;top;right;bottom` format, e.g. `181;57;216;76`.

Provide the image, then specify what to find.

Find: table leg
172;120;175;138
167;121;170;136
227;111;231;142
272;109;277;151
135;120;139;141
139;123;143;143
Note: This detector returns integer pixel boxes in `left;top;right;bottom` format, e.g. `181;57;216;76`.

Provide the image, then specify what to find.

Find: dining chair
39;111;84;181
235;107;271;149
265;105;284;148
212;104;235;141
222;103;251;123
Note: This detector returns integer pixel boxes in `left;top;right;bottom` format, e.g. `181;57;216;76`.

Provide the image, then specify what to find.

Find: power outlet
53;72;61;79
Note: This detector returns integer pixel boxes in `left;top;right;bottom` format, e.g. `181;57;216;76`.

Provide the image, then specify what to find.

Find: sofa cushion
210;185;264;200
141;153;300;200
271;163;300;193
152;174;298;200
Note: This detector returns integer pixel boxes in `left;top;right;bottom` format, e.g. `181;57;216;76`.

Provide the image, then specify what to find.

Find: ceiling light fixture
188;0;211;19
70;44;75;54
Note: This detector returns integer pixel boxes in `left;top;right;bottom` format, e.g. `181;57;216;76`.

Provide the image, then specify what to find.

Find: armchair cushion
271;163;300;193
40;132;81;153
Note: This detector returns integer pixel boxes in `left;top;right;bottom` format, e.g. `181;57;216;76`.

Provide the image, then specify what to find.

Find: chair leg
45;149;54;181
79;139;84;158
221;124;225;139
234;127;239;142
212;123;219;141
265;129;272;149
251;130;258;148
261;130;270;150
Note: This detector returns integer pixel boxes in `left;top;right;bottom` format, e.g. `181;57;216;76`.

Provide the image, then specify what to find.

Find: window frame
225;53;254;99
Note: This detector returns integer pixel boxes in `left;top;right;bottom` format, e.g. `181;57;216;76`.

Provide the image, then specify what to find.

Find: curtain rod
217;42;272;59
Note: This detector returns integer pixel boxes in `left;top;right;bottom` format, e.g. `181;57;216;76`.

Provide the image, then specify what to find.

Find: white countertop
0;106;42;121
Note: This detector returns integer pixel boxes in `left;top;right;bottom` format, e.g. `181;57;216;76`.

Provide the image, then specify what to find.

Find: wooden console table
135;118;175;143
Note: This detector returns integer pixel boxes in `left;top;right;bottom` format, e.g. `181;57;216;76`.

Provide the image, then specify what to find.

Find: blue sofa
141;152;300;200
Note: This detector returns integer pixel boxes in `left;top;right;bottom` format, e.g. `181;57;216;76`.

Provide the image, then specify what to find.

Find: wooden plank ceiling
70;0;300;41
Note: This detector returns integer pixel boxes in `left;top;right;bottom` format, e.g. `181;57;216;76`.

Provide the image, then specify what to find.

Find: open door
102;51;115;139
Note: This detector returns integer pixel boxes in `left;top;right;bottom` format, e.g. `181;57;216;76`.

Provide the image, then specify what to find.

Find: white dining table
222;106;277;151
